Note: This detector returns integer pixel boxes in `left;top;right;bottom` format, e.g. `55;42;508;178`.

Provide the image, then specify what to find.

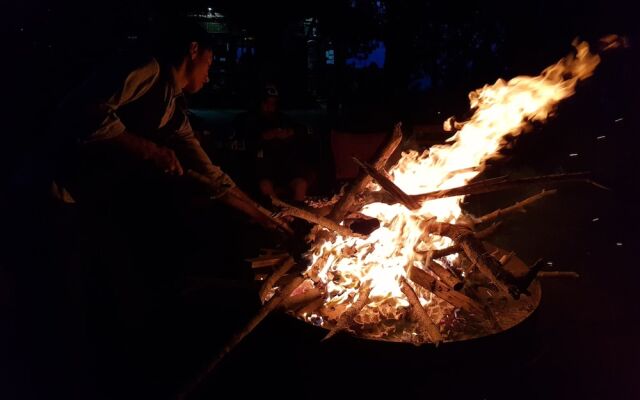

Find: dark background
2;1;639;399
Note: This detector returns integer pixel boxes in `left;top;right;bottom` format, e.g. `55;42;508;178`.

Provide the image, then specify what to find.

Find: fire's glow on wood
278;40;600;343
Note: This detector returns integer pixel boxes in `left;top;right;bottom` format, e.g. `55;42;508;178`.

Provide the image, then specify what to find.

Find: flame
305;40;600;332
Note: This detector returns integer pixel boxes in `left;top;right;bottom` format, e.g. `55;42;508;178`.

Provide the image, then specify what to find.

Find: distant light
614;117;623;123
569;153;579;157
616;242;623;246
546;261;553;266
597;135;606;140
592;217;599;222
208;7;212;11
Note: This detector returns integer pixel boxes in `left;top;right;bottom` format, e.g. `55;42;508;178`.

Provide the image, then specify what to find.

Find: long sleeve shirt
57;55;234;198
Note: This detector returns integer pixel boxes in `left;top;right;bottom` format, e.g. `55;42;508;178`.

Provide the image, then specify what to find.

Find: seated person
233;83;315;203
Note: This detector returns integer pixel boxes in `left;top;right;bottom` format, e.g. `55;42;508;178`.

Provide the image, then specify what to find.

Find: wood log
246;253;290;269
537;271;580;279
322;281;373;341
280;288;323;310
426;222;502;259
422;220;522;298
352;157;421;210
180;275;305;400
408;266;485;316
272;197;364;238
410;172;601;203
298;297;326;316
399;277;443;345
428;259;464;291
328;123;403;222
473;189;557;224
186;169;293;235
259;257;296;302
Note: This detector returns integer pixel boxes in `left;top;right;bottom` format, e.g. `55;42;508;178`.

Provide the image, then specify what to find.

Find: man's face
184;48;212;94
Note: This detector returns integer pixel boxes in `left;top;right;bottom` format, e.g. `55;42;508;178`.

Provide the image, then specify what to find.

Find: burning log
410;172;603;203
181;275;305;400
246;253;290;269
352;157;421;210
272;197;364;238
472;189;557;224
423;220;521;298
328;123;404;222
537;271;580;279
408;266;485;316
428;222;502;259
259;257;296;302
427;259;463;291
280;287;324;310
399;277;442;345
322;281;373;341
298;297;325;316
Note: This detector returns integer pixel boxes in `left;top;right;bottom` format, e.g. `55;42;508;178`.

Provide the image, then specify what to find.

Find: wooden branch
328;123;403;222
422;220;521;298
272;197;364;238
428;259;463;291
427;222;502;259
246;253;289;269
186;169;294;235
537;271;580;279
408;266;485;316
180;275;305;400
259;257;296;302
281;287;323;310
410;172;601;203
473;189;557;224
352;157;421;210
400;277;442;345
298;297;326;316
322;281;373;341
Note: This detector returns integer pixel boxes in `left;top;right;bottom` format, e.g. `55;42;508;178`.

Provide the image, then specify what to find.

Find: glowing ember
301;40;600;340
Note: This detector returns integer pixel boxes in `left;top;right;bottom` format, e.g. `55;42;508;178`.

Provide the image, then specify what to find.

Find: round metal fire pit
282;244;541;344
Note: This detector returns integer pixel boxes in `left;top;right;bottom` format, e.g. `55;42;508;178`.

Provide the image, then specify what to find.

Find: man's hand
147;145;184;176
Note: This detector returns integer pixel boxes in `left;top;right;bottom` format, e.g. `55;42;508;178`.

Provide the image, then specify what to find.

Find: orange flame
304;40;600;329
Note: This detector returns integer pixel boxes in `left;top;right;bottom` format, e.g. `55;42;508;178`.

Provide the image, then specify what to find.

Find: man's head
151;19;214;93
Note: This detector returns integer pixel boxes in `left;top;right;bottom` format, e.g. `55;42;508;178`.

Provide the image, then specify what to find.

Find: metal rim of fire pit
282;244;541;344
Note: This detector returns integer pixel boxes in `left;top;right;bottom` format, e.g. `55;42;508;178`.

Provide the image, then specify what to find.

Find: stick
408;266;485;316
186;169;294;235
427;222;502;259
180;276;305;400
298;297;326;316
280;288;323;310
473;189;557;224
399;277;443;345
272;197;364;238
352;157;421;210
410;172;602;203
537;271;580;279
328;123;403;222
322;281;373;341
246;253;290;269
259;257;296;302
422;220;521;298
428;259;463;291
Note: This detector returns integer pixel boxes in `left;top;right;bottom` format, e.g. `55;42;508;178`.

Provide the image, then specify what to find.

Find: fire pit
180;36;625;399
